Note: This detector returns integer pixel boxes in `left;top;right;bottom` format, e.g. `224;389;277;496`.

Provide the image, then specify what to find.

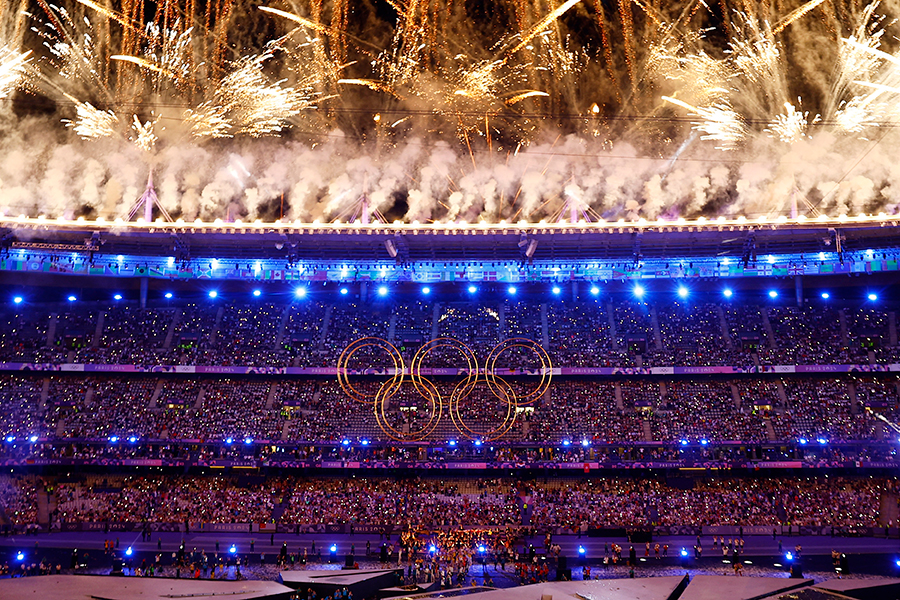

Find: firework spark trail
504;0;583;55
0;46;30;100
110;54;176;78
771;0;828;35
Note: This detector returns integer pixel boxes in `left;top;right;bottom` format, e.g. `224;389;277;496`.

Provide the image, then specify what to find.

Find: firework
0;45;29;99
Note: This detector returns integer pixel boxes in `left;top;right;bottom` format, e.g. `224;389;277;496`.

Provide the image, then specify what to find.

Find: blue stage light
67;295;76;302
208;290;218;298
768;290;778;298
552;286;561;295
253;290;261;297
378;286;388;296
723;288;733;298
468;285;477;294
229;545;236;554
508;286;517;295
869;293;878;301
244;437;253;444
590;286;600;295
633;285;645;298
126;547;132;556
578;545;586;555
29;435;37;443
821;292;830;299
677;286;689;299
109;436;119;443
164;292;173;299
225;437;234;445
422;287;431;295
113;294;122;300
340;288;349;295
13;296;22;304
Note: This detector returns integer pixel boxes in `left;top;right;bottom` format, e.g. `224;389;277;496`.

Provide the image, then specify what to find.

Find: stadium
3;0;900;599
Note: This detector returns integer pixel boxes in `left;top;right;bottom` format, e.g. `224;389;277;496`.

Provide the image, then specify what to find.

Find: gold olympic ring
484;338;553;405
337;337;404;405
374;378;442;442
336;336;552;442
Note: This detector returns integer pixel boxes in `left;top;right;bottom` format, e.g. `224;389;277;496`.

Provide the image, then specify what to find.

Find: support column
794;276;803;307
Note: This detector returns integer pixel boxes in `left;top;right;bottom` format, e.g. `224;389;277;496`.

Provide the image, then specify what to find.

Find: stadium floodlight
13;296;22;304
633;284;645;298
164;292;173;299
768;290;778;298
253;290;261;297
552;286;561;295
113;294;122;300
868;293;878;301
67;295;76;302
821;292;830;299
677;286;689;299
378;286;388;297
508;286;517;295
468;285;477;294
208;290;218;298
723;288;733;298
590;286;600;296
422;287;431;295
340;288;349;295
295;287;307;298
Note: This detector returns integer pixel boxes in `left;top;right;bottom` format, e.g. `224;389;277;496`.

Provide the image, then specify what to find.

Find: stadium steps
761;310;777;349
540;304;549;349
266;383;279;410
317;305;334;351
716;306;734;349
274;305;291;348
45;314;57;348
880;493;898;526
387;313;397;343
650;307;663;351
838;309;850;346
890;312;898;346
764;419;777;442
606;302;618;350
148;380;164;408
208;306;225;346
36;488;50;526
91;312;104;348
642;420;653;442
163;310;181;350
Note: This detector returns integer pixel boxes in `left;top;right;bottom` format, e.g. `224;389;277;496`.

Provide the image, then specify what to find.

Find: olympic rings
335;336;553;441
